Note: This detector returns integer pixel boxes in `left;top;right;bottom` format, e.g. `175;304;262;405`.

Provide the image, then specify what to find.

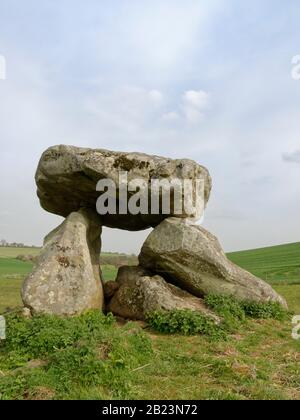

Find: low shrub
241;301;287;320
204;294;287;321
146;310;226;340
204;294;246;331
146;295;288;339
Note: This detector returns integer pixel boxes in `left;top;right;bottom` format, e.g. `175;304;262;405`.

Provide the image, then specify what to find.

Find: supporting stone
22;209;104;315
139;218;287;308
107;266;220;322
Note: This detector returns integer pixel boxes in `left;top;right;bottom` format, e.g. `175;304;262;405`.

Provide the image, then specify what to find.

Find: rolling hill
227;242;300;285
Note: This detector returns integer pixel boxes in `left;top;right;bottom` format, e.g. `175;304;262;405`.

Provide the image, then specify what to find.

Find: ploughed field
0;244;299;400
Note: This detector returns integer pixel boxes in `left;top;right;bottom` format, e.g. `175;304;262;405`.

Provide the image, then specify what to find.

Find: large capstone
107;266;219;322
36;145;212;231
22;209;104;315
139;218;287;308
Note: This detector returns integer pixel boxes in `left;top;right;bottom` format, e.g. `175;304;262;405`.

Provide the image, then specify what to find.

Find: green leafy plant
204;294;246;331
146;309;226;340
204;294;288;322
0;311;153;400
241;301;287;320
146;296;288;340
204;294;245;321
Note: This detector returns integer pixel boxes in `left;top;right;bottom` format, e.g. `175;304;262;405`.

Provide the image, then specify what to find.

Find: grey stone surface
103;281;119;301
36;145;212;231
108;266;220;321
139;218;287;308
22;209;104;315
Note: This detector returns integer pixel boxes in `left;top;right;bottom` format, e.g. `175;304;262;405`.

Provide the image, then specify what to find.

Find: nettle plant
205;294;287;321
146;295;288;339
146;309;225;340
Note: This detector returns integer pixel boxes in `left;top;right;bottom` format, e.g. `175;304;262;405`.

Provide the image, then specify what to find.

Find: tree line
0;239;39;248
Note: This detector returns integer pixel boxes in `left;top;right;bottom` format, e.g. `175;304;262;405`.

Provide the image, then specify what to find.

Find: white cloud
0;54;6;80
162;111;180;122
183;90;210;110
115;0;224;77
161;90;211;124
148;90;164;105
82;86;167;141
282;150;300;164
184;107;205;124
182;90;210;123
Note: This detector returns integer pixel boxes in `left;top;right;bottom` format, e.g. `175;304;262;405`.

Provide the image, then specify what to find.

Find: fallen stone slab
139;218;287;308
22;209;104;315
107;266;220;322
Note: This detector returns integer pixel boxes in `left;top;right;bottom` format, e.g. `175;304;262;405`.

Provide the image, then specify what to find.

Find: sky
0;0;300;254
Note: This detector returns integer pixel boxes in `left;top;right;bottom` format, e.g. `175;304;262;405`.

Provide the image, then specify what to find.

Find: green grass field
0;244;299;400
0;247;41;259
0;247;118;312
228;242;300;285
0;247;117;314
0;252;36;312
0;258;33;277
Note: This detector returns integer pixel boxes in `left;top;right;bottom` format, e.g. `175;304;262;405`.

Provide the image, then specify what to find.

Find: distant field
0;247;41;258
101;265;118;281
0;258;33;277
0;247;119;312
274;284;300;314
0;277;23;311
227;242;300;285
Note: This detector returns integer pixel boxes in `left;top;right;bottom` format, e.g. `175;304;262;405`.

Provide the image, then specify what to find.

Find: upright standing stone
22;209;104;315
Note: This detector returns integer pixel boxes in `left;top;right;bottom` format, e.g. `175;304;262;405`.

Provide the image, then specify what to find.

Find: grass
274;285;300;314
0;244;300;400
0;312;153;400
136;318;300;400
0;254;35;312
227;242;300;285
0;306;299;400
0;248;118;312
101;265;118;282
0;247;41;259
0;258;34;277
0;278;23;312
